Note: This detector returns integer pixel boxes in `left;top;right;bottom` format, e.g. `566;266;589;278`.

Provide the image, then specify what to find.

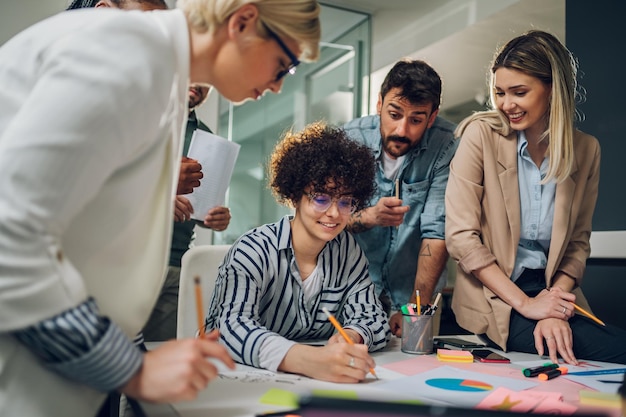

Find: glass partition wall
214;5;371;244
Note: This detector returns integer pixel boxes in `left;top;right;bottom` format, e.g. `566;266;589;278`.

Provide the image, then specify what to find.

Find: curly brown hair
269;121;375;210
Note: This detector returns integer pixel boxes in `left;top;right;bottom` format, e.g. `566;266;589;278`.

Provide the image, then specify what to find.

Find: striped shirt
205;216;390;371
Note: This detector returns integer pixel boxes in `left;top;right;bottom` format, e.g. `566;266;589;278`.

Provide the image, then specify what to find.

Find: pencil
321;307;378;379
415;290;421;315
194;276;205;336
432;292;442;311
395;179;400;231
572;303;605;326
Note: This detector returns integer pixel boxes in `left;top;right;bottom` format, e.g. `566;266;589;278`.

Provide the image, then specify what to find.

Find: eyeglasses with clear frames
306;193;358;215
262;23;300;82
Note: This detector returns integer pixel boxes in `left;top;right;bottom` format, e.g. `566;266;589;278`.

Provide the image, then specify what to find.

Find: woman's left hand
534;318;578;365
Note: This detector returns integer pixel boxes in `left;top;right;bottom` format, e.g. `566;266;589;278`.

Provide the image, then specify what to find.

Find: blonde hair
176;0;320;62
456;30;581;183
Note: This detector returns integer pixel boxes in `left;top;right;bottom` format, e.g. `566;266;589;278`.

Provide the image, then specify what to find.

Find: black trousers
504;269;626;364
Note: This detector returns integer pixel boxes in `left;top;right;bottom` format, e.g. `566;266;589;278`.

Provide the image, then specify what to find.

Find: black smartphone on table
471;349;510;363
433;337;486;350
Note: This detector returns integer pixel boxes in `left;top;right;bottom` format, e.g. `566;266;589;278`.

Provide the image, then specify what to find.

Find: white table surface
139;336;622;417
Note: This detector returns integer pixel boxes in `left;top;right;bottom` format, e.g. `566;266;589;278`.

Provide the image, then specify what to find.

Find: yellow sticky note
437;349;473;363
578;390;621;408
259;388;299;407
311;389;359;400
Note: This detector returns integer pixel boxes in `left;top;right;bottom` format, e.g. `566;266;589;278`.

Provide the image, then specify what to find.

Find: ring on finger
546;336;554;340
562;307;566;314
348;357;355;367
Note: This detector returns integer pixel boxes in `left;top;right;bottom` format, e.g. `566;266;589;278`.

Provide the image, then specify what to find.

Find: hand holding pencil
544;287;604;325
322;307;379;380
120;281;235;404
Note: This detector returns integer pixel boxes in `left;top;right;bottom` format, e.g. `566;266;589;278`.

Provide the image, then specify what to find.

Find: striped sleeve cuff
47;322;144;392
14;297;144;392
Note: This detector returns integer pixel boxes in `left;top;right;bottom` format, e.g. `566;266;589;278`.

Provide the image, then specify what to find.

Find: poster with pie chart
377;366;537;407
426;378;493;392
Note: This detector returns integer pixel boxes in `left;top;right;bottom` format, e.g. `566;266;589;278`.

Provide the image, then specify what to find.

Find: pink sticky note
476;387;540;412
477;387;577;415
533;399;577;415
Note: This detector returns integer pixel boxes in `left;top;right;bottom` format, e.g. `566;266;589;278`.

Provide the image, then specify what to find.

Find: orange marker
538;366;568;381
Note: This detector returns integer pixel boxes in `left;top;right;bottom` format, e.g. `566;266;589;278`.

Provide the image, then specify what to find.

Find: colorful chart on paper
426;378;493;392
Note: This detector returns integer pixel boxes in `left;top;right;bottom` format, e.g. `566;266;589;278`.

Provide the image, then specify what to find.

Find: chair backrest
177;244;231;339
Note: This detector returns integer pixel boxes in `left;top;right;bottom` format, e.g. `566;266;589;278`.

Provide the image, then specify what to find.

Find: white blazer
0;9;190;416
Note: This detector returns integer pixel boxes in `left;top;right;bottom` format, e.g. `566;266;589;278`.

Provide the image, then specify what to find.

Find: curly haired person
205;122;391;383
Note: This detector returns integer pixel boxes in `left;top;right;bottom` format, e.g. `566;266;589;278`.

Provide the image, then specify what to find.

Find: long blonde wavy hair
456;30;582;183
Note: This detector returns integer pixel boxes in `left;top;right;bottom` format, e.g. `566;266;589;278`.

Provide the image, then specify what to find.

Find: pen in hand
321;307;378;380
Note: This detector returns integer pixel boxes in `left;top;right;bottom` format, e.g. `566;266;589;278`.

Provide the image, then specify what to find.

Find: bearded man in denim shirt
343;59;458;337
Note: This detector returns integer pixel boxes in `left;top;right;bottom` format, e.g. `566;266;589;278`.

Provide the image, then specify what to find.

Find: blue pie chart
426;378;493;392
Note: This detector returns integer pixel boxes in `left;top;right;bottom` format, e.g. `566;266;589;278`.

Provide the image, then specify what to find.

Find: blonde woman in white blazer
0;1;321;416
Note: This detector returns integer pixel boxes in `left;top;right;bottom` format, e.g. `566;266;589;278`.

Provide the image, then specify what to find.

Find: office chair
176;244;231;339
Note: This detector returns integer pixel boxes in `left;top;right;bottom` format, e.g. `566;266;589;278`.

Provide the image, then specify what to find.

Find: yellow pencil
572;303;605;326
415;290;421;315
194;276;205;336
322;307;378;379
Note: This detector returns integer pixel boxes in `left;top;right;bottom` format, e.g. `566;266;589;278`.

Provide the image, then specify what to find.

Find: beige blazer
445;118;600;350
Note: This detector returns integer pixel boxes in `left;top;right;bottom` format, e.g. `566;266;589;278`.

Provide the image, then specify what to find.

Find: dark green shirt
169;111;211;267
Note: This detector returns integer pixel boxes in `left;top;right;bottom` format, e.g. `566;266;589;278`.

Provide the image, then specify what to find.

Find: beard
382;134;413;158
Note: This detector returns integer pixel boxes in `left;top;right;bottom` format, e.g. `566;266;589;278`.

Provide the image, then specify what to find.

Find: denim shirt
343;115;458;310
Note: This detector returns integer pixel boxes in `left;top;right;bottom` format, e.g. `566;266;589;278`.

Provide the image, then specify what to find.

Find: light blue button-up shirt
512;131;556;281
343;115;458;310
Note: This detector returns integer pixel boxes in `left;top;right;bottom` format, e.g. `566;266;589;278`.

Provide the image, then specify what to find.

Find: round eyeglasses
306;193;358;215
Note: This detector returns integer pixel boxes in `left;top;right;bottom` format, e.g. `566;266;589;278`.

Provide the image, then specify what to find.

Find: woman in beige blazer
446;30;626;365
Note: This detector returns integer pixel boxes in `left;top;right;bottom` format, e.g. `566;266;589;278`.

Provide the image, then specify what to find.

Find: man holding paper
142;85;232;342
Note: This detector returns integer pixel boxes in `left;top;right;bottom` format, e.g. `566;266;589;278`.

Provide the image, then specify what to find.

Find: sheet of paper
565;373;624;393
513;358;626;374
185;130;240;220
376;366;537;407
